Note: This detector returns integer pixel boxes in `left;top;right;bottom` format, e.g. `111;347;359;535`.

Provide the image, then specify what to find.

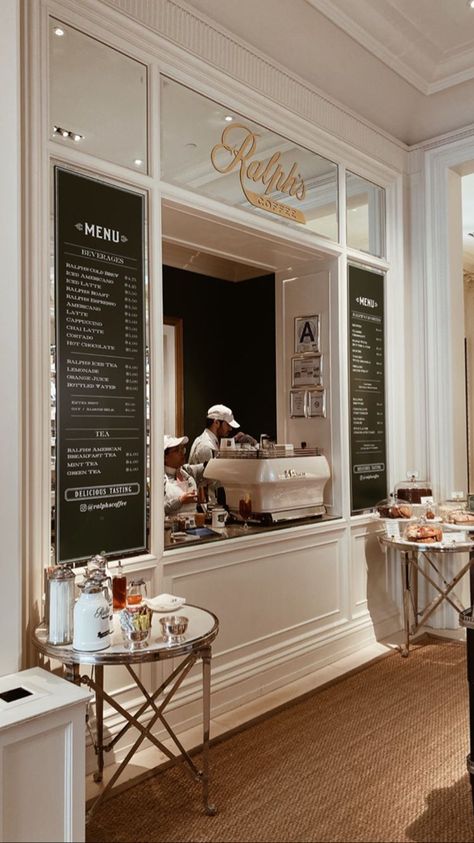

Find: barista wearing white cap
164;434;206;516
188;404;241;465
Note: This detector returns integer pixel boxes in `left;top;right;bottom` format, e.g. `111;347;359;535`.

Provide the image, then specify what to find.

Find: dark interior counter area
164;512;339;550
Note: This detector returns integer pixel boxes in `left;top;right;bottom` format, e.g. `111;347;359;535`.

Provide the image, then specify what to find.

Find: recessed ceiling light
54;26;65;36
184;142;197;150
53;125;83;141
469;0;474;8
134;159;144;166
225;115;233;122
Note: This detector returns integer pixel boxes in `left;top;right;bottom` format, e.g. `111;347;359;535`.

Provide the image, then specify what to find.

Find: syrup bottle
112;559;127;610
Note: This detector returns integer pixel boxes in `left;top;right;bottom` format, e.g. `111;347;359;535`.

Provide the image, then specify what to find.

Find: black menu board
348;265;386;513
55;168;147;563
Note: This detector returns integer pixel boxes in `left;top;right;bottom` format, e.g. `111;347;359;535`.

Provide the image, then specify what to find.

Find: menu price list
55;168;147;563
348;265;387;512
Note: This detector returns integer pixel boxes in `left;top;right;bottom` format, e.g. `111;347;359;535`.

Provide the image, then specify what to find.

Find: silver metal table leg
201;645;217;815
401;551;411;656
93;665;104;783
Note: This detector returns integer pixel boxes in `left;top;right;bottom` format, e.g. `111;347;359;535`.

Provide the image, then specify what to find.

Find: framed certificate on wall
291;355;322;388
307;389;326;418
294;315;320;354
289;390;306;417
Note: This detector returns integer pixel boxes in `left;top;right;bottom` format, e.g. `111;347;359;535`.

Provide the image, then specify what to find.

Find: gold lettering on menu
210;124;307;223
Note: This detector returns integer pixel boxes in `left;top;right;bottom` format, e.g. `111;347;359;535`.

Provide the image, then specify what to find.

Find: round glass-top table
379;533;474;656
33;603;218;665
33;604;219;819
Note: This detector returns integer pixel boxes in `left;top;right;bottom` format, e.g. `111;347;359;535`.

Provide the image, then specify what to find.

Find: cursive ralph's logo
210;124;307;223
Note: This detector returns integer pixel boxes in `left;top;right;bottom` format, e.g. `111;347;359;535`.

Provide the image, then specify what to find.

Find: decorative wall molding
422;137;474;499
307;0;432;95
411;121;474;154
98;0;408;173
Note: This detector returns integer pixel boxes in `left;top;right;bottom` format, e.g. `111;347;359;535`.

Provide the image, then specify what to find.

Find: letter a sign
295;314;320;353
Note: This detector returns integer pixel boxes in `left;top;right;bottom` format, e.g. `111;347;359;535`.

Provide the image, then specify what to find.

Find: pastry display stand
32;603;219;821
379;534;474;657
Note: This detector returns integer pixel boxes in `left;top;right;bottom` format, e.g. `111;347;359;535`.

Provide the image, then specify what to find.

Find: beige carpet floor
86;636;474;842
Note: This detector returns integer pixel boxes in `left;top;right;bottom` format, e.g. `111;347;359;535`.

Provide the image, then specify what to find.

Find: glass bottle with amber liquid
112;559;127;610
127;577;147;606
196;485;207;528
239;494;252;529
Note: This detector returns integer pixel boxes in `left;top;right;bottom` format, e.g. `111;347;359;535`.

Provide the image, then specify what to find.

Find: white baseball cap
164;434;189;450
207;404;240;428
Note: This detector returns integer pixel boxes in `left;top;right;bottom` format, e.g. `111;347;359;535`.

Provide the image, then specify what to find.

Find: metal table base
33;604;219;821
380;535;474;657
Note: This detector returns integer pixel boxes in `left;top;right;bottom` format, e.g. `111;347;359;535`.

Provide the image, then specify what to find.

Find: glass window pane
161;77;338;242
346;172;385;258
49;18;148;173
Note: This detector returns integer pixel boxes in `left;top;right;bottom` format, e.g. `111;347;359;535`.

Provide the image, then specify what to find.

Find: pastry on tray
376;503;412;519
443;509;474;524
375;495;413;518
404;523;443;543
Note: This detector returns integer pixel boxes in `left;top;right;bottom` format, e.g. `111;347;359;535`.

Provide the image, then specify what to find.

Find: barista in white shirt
164;434;206;516
188;404;257;506
188;404;241;464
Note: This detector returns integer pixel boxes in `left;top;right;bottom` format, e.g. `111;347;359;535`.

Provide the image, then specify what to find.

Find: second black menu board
55;168;147;563
348;265;387;513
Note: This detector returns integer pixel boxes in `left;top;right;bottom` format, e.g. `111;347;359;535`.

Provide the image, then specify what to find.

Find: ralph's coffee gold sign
211;124;307;223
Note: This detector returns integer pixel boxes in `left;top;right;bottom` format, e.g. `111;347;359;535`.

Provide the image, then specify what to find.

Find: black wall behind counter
163;266;276;448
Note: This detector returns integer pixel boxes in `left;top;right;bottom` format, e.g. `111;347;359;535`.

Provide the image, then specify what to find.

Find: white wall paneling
351;523;402;639
158;523;394;718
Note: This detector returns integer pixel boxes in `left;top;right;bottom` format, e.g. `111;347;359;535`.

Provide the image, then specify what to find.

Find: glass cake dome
394;474;433;505
375;494;413;519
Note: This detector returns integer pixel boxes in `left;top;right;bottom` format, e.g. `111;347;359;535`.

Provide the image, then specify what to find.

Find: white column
0;0;21;673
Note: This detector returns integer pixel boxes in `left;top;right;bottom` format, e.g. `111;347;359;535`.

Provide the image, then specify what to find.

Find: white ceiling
307;0;474;94
182;0;474;146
